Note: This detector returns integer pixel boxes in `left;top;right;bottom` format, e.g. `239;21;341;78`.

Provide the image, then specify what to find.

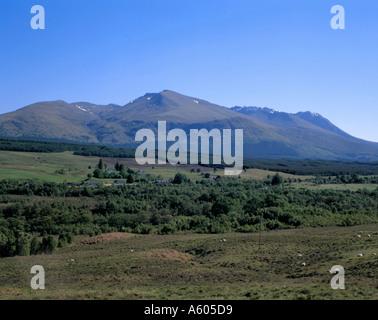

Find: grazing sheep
356;235;361;238
297;254;303;258
367;234;371;237
301;262;306;267
358;254;363;257
373;253;376;256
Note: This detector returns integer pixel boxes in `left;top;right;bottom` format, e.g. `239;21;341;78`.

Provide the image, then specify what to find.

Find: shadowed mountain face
1;90;378;161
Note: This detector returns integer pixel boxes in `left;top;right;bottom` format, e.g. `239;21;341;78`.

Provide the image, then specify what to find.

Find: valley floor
0;224;377;300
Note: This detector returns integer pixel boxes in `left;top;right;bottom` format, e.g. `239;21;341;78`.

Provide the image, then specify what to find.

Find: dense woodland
0;173;377;258
0;139;134;158
242;158;378;176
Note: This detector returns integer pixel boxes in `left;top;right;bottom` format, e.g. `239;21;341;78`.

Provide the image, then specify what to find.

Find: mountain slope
0;101;98;143
295;111;352;138
0;101;123;143
231;105;378;161
0;91;378;161
90;90;285;147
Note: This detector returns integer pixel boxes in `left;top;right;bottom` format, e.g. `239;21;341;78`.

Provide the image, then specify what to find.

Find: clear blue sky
1;0;377;142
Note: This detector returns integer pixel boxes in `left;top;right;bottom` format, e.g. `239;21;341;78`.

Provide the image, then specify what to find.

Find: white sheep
367;234;371;237
297;254;303;258
356;235;361;238
358;253;363;257
301;262;306;267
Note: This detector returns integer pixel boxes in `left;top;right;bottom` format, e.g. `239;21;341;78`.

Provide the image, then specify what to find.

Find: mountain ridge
1;90;377;161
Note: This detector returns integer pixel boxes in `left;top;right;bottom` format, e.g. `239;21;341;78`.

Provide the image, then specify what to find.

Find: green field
293;183;378;192
0;150;314;183
3;151;374;192
0;224;376;300
0;151;98;183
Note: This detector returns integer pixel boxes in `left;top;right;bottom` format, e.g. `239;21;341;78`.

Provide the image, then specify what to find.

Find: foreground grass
0;225;377;300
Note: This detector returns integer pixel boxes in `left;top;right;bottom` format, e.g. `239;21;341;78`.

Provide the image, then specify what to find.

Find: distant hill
1;90;378;161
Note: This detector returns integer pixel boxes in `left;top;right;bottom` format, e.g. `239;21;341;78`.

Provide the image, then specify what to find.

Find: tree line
1;175;377;258
0;138;134;158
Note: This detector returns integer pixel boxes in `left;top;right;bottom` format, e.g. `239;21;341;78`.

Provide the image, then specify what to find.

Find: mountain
1;90;378;161
231;106;353;139
295;111;351;138
90;90;283;147
0;100;119;143
230;105;378;160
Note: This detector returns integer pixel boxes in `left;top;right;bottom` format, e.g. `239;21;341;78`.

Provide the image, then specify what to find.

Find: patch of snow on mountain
76;105;88;112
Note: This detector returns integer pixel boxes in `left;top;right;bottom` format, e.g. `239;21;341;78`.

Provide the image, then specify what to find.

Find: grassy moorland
0;224;376;300
0;151;99;183
0;148;377;300
0;150;314;183
1;150;378;189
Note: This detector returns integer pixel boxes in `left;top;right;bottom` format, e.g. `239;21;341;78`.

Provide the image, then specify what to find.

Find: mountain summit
1;90;378;161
